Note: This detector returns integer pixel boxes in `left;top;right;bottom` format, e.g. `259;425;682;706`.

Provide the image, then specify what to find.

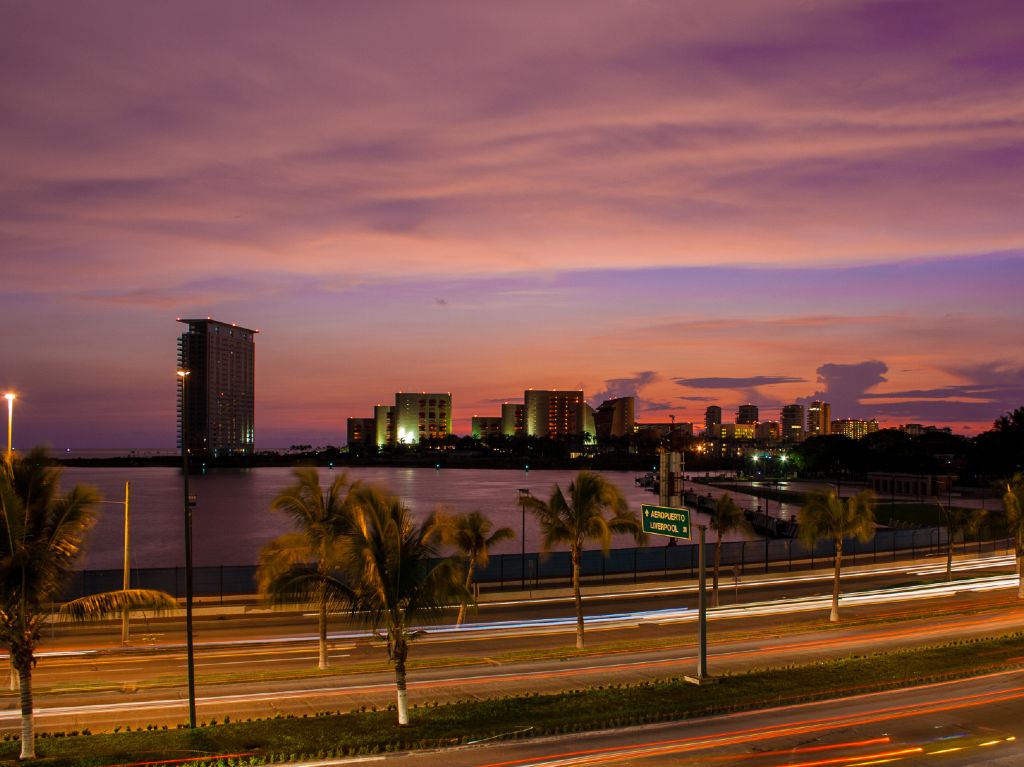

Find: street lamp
177;370;197;729
3;393;15;461
518;488;530;589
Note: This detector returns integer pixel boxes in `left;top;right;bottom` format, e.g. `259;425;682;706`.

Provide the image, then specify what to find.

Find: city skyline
3;2;1023;448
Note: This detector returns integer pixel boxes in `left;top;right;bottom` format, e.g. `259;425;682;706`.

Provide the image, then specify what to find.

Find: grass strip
3;630;1024;767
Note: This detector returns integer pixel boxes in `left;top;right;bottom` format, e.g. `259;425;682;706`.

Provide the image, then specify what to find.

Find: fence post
873;535;877;564
788;539;792;572
740;542;746;575
911;530;916;559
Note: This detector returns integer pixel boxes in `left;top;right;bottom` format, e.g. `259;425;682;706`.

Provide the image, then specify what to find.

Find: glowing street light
4;392;15;460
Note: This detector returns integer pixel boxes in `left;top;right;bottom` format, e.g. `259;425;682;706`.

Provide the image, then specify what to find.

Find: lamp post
518;488;530;589
4;392;15;461
177;370;197;729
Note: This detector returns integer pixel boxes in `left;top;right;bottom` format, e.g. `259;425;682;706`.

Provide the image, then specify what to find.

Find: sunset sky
3;1;1023;449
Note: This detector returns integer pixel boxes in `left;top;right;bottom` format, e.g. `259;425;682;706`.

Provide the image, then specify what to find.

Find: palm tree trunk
1017;542;1024;600
394;640;409;725
830;538;843;623
712;534;722;608
318;595;328;670
572;547;584;650
946;531;954;583
17;660;34;760
457;555;476;627
9;658;17;692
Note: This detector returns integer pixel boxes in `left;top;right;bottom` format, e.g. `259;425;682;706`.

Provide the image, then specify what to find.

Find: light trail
472;670;1024;767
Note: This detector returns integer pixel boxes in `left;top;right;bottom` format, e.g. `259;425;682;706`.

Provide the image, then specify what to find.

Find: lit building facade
524;389;586;437
501;403;524;437
394;392;452;444
177;318;257;457
374;404;393;448
781;404;804;442
756;420;781;442
830;418;879;440
807;400;832;437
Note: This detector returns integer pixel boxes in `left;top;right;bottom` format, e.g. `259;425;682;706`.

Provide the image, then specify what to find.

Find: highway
392;668;1024;766
1;553;1022;734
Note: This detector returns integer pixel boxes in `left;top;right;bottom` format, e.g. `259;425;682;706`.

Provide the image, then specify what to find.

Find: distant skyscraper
781;404;805;442
704;405;722;433
524;389;586;437
736;404;759;424
177;318;257;457
807;401;832;437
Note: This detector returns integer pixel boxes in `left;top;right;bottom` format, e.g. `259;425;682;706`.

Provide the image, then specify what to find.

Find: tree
524;471;644;649
0;448;174;760
797;489;876;623
1003;473;1024;599
437;510;514;626
937;501;983;582
708;494;751;607
343;485;470;725
257;468;356;670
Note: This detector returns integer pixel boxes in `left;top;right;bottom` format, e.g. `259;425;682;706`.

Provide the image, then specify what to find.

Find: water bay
63;466;709;570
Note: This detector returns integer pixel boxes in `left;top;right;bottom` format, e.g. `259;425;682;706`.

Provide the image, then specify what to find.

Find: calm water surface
63;467;722;569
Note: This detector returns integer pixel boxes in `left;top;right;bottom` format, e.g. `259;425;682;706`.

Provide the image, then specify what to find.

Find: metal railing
65;527;1014;601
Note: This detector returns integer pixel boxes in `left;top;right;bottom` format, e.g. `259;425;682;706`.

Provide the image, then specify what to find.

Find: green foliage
797;489;877;551
524;471;643;648
436;509;514;624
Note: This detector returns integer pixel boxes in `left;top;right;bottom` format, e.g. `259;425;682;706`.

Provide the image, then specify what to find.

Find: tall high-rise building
177;318;257;457
594;397;635;439
781;404;805;442
394;392;452;444
736;404;759;424
524;389;586;437
704;405;722;433
807;401;832;437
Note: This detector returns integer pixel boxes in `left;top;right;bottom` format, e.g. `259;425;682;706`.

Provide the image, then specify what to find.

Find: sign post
641;504;691;540
641;505;714;685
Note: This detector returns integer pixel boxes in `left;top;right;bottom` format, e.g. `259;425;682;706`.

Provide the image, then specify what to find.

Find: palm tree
708;494;751;607
0;448;174;760
938;501;983;582
437;510;514;626
524;471;644;650
343;485;470;725
1003;473;1024;599
257;468;356;670
797;488;876;623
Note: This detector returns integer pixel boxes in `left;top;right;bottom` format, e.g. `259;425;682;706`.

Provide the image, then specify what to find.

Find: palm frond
58;589;177;622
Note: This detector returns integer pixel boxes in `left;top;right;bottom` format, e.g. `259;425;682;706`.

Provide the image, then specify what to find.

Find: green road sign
641;504;691;540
